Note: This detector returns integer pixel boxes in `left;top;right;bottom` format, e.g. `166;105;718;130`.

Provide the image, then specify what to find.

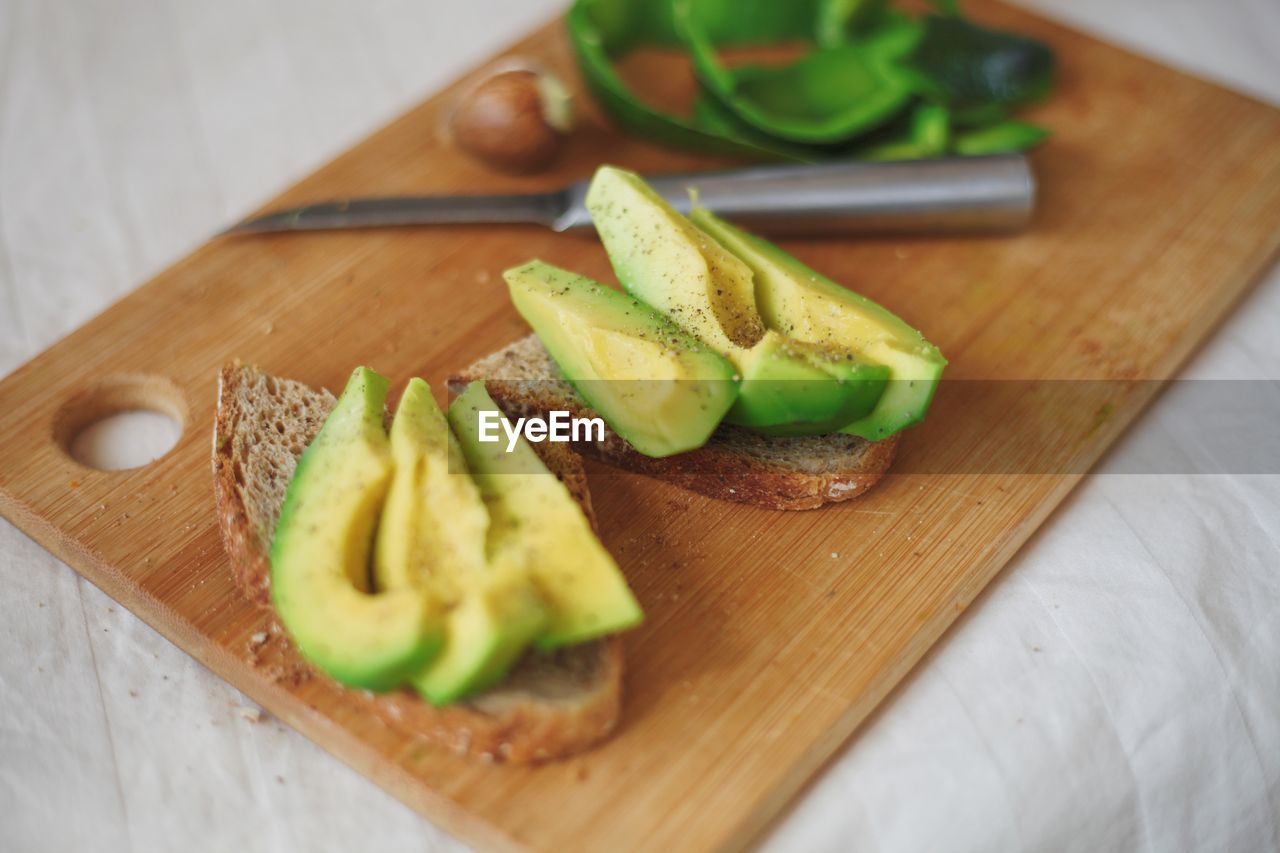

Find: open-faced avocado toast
213;363;640;762
454;165;945;510
212;165;945;761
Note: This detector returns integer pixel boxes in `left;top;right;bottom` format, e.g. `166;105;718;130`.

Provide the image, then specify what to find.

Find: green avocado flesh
273;373;642;705
414;564;548;704
585;165;898;435
374;378;546;706
505;259;739;457
270;368;437;691
586;165;763;352
448;382;644;649
690;208;946;440
728;331;891;436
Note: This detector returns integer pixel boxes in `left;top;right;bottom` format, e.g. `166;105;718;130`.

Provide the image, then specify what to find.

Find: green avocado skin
270;368;437;691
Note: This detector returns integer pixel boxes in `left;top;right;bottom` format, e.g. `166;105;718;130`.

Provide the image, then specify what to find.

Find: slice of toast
449;335;899;511
212;363;623;763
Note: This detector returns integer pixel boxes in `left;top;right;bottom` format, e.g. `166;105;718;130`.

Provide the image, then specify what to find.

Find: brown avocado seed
450;68;573;173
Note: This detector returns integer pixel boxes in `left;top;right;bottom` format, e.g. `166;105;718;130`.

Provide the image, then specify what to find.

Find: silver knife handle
556;154;1035;234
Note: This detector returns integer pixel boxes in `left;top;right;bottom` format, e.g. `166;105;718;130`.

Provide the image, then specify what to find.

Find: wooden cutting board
1;2;1277;849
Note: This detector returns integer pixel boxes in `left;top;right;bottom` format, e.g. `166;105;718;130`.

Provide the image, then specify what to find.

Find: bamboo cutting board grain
1;2;1278;849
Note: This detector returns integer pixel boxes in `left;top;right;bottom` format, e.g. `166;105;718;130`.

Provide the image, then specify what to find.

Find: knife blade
221;154;1035;237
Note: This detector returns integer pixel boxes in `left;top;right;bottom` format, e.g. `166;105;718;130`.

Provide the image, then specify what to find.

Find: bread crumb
236;706;263;723
830;551;839;559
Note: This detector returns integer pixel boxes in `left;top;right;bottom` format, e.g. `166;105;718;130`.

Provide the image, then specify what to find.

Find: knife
222;154;1035;237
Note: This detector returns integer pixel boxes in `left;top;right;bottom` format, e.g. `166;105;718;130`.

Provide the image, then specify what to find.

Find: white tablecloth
2;1;1277;850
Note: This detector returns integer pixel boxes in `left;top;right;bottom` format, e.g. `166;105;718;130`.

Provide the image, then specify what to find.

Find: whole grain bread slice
212;362;623;763
449;335;899;511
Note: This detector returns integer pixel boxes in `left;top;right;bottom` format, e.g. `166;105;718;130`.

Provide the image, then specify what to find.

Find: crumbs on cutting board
235;705;264;723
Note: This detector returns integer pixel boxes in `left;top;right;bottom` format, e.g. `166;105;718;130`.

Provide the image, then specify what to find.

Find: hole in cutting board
53;375;187;471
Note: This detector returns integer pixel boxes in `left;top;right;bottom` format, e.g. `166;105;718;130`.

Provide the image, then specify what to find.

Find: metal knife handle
555;154;1035;234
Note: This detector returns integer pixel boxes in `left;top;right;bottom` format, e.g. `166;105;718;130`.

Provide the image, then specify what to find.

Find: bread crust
212;363;276;608
373;639;623;763
577;428;897;511
450;336;900;511
213;363;624;763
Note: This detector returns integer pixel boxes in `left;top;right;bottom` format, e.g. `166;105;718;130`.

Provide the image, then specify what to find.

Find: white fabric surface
1;1;1277;851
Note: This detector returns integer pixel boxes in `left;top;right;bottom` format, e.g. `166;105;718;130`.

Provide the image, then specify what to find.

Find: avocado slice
373;378;547;705
505;259;739;458
413;560;549;704
691;208;946;439
586;165;763;352
586;165;889;436
730;332;891;437
375;379;485;597
448;382;643;649
270;367;437;691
